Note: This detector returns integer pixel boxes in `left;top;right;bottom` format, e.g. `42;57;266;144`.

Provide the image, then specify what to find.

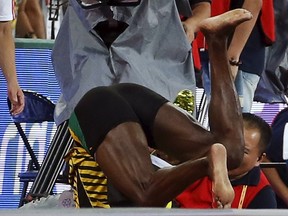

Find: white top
0;0;15;21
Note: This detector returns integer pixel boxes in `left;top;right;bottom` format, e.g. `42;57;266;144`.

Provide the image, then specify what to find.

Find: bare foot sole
199;9;253;38
208;143;234;208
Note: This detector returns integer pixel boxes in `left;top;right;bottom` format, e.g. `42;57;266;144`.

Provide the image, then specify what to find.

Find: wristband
229;58;242;66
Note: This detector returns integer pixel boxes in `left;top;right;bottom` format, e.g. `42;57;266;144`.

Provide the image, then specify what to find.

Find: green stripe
69;112;89;152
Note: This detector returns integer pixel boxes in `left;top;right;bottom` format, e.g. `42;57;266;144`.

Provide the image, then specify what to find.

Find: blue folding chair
8;90;55;169
7;90;73;207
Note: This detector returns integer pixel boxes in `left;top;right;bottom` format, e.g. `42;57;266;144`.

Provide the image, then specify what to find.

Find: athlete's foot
199;9;252;39
208;144;234;208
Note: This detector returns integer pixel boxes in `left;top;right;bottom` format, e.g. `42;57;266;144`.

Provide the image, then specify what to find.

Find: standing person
176;113;277;209
68;9;252;208
245;1;288;207
15;0;47;38
262;107;288;208
0;0;25;115
200;0;275;112
228;0;275;112
255;0;288;104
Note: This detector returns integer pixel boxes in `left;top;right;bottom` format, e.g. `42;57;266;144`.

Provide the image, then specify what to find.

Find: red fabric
176;177;214;208
211;0;231;16
260;0;275;45
176;171;270;209
231;171;270;208
196;0;275;49
195;32;206;50
196;0;231;49
186;0;275;71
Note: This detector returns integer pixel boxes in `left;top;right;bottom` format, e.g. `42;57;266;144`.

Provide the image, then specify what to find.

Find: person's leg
200;50;212;102
97;130;232;207
241;70;260;112
72;9;251;208
15;0;37;38
153;10;250;169
72;85;231;207
94;9;251;208
25;0;46;39
234;69;244;110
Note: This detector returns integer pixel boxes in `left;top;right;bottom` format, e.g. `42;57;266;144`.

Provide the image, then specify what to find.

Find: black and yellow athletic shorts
68;83;168;156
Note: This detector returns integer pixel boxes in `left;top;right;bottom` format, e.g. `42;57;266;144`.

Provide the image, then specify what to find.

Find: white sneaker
58;190;75;208
20;190;75;209
20;194;61;209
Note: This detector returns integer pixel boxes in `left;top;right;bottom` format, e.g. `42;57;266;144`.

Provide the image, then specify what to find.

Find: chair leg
18;160;34;207
15;123;40;170
19;182;29;207
28;121;73;199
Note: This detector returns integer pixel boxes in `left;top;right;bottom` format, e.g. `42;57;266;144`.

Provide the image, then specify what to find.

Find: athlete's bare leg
97;126;232;207
96;122;211;206
95;9;252;207
201;9;252;169
153;9;251;169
